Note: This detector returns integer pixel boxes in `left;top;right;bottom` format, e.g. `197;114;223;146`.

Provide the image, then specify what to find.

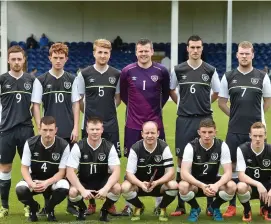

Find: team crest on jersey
251;78;259;85
211;153;218;161
154;155;162;163
202;74;209;82
98;153;106;161
109;77;116;84
24;82;32;90
151;75;159;82
64;81;71;89
263;159;271;167
52;153;60;161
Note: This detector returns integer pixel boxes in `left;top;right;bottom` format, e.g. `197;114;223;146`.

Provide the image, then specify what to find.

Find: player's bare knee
0;164;12;173
225;180;237;194
178;181;190;194
121;180;132;193
166;180;178;190
111;183;121;195
69;186;79;198
237;182;249;194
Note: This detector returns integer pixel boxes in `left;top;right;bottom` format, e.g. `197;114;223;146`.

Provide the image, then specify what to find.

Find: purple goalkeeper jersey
120;62;170;130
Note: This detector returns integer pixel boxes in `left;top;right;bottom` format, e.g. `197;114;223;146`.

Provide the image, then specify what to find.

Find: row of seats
10;41;270;76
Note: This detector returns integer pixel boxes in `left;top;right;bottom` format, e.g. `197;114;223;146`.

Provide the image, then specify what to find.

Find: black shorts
0;125;34;164
175;115;212;158
137;185;163;197
81;130;121;158
250;182;271;200
226;132;250;163
81;177;109;193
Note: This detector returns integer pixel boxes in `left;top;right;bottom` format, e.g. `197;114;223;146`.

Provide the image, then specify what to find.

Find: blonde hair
238;41;254;53
250;122;266;133
93;39;112;51
49;43;69;57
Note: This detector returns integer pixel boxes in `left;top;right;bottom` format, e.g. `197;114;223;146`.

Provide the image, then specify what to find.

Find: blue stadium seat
10;41;18;47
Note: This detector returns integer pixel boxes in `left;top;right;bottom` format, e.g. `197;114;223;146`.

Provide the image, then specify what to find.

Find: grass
3;101;271;223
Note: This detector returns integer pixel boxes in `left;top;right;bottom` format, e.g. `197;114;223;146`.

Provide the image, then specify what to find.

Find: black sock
229;194;236;206
0;179;11;209
16;186;38;212
127;196;143;208
207;197;213;207
73;198;87;211
89;198;96;205
211;196;227;209
241;202;251;214
47;188;68;213
267;205;271;213
102;198;116;210
159;191;176;208
187;198;199;209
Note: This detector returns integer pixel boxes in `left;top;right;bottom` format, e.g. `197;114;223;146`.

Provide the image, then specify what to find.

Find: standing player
120;38;170;215
0;46;35;218
66;117;121;222
121;121;178;221
76;39;121;215
218;41;271;216
179;118;236;222
15;116;70;222
31;42;80;216
236;122;271;221
169;35;220;216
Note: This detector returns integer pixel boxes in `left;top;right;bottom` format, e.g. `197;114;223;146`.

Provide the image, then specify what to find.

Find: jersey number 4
41;163;47;172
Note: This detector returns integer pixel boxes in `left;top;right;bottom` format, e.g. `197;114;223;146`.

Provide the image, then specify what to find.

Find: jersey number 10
55;93;64;103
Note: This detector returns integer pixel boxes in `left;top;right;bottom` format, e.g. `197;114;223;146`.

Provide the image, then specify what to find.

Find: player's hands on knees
208;184;219;195
32;180;48;192
148;180;158;192
257;182;268;203
81;189;96;200
141;181;149;193
202;184;215;197
95;187;108;200
71;129;79;143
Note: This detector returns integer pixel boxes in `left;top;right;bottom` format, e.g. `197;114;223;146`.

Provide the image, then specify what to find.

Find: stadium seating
11;41;270;77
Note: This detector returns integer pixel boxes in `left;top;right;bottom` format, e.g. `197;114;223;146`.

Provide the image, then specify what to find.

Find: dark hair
40;116;56;126
136;38;153;49
8;45;25;58
199;118;216;129
187;35;203;46
87;117;103;125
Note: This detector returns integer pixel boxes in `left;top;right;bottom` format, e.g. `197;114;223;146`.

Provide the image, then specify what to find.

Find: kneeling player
121;121;178;222
236;122;271;221
179;118;236;222
15;116;70;222
66;117;121;222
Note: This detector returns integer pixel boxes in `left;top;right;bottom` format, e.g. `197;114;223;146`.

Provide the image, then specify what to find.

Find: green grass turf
3;101;271;223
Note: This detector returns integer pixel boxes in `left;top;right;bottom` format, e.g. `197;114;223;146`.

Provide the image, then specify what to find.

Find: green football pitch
4;101;271;223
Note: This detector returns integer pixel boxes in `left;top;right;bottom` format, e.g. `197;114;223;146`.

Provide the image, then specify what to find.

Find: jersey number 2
203;164;208;175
